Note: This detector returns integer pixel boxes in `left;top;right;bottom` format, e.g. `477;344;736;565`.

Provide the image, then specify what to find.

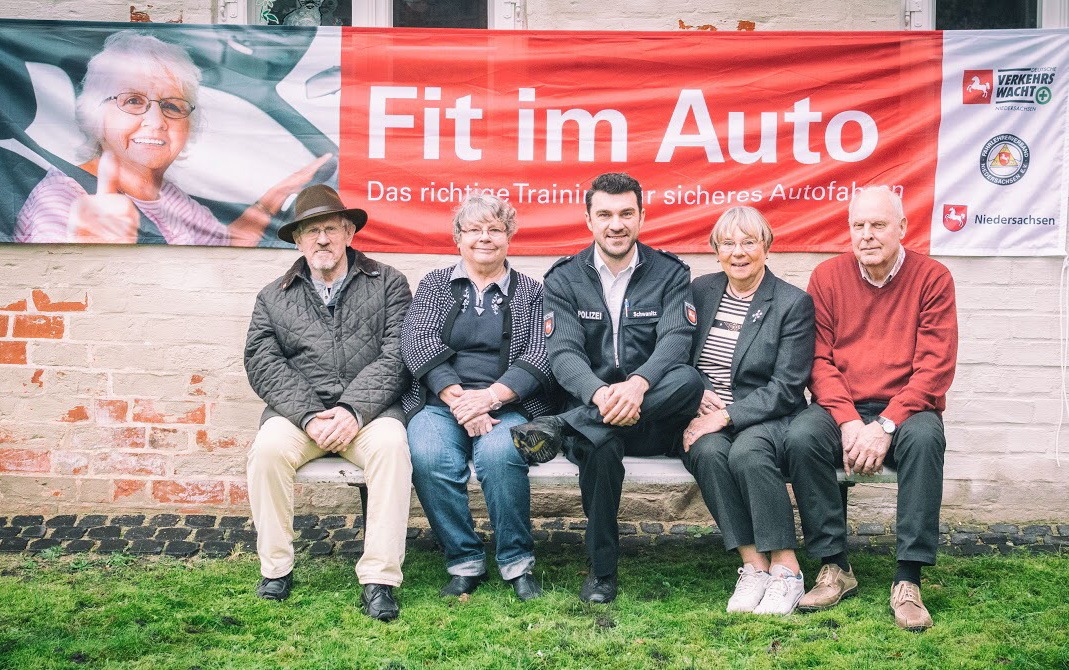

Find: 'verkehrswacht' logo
979;134;1029;185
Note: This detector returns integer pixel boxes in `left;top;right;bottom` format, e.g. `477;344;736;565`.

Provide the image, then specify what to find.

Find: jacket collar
695;269;778;374
280;247;380;290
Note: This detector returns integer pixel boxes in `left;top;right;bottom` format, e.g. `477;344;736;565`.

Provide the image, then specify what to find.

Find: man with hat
244;184;413;621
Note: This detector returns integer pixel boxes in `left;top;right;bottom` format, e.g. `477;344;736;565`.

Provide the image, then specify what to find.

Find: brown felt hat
276;184;368;244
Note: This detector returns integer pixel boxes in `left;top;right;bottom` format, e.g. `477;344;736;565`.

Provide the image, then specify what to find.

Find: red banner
341;30;943;255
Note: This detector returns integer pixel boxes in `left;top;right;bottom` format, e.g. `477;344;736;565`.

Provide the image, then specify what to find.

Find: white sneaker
726;564;771;613
753;565;805;615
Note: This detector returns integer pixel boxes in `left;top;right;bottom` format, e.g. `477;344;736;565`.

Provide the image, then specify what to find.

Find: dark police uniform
544;241;704;577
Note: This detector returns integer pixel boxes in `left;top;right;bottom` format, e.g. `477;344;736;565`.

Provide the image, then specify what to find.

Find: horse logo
963;70;994;105
966;76;991;98
942;205;968;232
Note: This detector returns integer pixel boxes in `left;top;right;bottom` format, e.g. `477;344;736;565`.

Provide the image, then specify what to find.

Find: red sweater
807;250;958;426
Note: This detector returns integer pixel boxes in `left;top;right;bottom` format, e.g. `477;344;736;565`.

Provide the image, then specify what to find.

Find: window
906;0;1069;29
217;0;522;29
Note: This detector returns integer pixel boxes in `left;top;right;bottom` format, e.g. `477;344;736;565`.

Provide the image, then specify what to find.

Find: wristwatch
877;415;896;434
487;387;503;411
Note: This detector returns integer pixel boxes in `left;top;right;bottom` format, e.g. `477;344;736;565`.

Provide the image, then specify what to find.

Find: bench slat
295;455;896;486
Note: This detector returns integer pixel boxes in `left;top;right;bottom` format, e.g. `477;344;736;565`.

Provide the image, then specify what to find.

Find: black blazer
690;268;815;433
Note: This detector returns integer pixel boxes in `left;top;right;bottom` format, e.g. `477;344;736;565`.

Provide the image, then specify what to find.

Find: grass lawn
1;546;1066;670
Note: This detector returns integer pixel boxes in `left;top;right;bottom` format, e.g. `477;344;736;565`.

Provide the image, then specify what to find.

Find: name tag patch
630;309;658;318
578;310;603;320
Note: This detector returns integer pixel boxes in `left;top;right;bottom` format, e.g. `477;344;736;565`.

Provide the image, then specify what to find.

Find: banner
0;20;1065;255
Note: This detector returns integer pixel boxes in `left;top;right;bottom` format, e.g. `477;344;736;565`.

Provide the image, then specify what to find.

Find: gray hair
74;31;203;162
848;185;905;222
709;206;774;252
451;192;517;244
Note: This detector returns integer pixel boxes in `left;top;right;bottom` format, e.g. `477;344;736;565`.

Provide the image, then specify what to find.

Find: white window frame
906;0;1069;30
218;0;525;29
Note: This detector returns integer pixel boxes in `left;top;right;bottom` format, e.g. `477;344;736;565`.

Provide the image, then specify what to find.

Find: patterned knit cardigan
401;266;555;419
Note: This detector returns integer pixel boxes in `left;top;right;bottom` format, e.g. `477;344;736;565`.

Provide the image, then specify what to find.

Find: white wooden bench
296;455;896;523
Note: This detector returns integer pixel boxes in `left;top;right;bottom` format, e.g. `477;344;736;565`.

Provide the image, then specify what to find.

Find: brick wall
0;2;1066;529
0;245;1067;528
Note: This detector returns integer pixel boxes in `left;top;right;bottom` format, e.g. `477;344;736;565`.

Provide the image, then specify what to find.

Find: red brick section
94;399;130;424
30;369;44;388
30;289;88;312
133;400;207;425
0;314;8;336
13;314;64;339
0;448;50;473
152;479;225;505
114;479;147;501
0;299;27;311
62;406;90;422
229;481;249;506
0;341;27;365
195;430;246;451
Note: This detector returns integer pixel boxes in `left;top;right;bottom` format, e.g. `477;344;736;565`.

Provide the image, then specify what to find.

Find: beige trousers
246;415;412;586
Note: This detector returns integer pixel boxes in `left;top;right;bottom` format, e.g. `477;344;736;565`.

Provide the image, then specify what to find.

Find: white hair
74;31;203;162
709;206;774;252
848;185;905;222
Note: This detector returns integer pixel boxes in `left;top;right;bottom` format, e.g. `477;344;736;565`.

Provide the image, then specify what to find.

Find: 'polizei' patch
578;310;603;320
684;301;698;326
544;311;554;337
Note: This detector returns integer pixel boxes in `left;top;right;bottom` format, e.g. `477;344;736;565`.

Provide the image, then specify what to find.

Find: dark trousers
562;364;704;577
784;402;946;565
681;420;797;553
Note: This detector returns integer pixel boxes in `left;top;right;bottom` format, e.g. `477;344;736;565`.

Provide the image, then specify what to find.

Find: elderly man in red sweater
785;185;958;632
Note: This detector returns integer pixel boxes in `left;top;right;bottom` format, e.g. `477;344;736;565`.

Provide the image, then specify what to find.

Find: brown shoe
797;563;859;612
890;581;933;632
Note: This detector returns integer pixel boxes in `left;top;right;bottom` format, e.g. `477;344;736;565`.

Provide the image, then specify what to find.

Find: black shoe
361;584;399;621
439;573;488;597
508;573;543;601
580;572;618;604
511;416;566;464
256;572;293;601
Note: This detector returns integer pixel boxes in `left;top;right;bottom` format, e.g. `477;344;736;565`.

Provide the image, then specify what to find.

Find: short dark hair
585;172;643;213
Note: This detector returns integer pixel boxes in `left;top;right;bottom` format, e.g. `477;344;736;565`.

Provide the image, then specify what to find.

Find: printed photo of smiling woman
14;31;330;246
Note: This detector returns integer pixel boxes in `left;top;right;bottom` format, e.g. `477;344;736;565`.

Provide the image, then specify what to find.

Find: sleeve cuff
335;402;364;429
498;367;540;401
425;363;462;395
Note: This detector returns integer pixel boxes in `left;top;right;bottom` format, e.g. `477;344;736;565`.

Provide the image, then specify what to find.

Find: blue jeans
408;405;534;580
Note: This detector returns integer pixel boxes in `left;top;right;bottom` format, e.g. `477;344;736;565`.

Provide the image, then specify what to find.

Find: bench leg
358;484;369;523
839;481;853;531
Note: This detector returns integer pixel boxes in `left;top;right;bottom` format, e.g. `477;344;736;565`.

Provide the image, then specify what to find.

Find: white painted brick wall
0;1;1067;524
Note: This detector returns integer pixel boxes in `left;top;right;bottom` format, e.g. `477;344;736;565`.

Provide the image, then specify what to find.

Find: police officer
511;172;704;604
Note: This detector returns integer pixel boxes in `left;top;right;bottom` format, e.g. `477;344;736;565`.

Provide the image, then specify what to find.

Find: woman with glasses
14;31;328;246
681;206;816;615
400;192;554;602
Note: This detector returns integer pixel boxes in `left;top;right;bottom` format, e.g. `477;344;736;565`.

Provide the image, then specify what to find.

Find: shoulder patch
656;248;690;270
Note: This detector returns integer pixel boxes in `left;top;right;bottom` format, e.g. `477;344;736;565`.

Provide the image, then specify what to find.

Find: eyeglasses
298;224;348;239
717;239;761;253
459;226;508;238
102;92;195;119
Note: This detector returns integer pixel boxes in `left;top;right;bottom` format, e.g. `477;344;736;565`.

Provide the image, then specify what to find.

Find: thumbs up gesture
68;150;140;244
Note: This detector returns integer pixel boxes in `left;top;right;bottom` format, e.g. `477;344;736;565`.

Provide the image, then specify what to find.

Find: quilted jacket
244;247;412;427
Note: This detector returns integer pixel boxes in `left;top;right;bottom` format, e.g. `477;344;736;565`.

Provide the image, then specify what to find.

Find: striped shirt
696;292;751;404
15;167;229;246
